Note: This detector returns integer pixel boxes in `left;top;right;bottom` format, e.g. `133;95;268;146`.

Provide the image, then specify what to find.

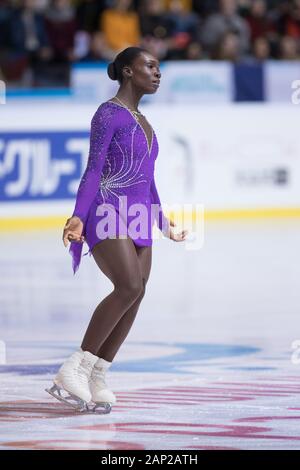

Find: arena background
1;0;300;452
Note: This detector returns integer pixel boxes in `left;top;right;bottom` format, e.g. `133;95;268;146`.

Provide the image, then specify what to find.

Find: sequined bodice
108;99;154;152
96;101;157;207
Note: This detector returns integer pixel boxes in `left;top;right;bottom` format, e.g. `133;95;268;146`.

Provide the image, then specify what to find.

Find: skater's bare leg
96;244;152;361
81;238;150;357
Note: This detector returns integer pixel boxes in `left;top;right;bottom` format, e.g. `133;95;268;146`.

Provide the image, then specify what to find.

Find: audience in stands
0;0;299;86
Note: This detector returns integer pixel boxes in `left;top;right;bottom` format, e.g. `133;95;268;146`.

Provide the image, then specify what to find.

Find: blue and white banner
151;61;233;104
72;61;234;104
71;61;300;104
0;132;89;202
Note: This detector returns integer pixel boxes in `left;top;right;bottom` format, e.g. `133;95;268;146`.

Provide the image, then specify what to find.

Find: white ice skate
89;357;116;413
45;348;98;412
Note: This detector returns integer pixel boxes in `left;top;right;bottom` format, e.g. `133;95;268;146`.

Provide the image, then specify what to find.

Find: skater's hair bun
107;46;150;85
107;62;117;81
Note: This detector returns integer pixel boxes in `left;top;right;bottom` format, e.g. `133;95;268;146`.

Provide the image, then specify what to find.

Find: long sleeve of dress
150;175;169;235
69;104;116;274
71;104;116;224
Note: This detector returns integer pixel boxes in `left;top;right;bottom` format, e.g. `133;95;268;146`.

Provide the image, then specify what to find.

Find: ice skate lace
90;366;107;387
76;360;94;385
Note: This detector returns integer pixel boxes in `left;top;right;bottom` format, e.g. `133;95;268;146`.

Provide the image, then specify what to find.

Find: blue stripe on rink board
6;88;72;98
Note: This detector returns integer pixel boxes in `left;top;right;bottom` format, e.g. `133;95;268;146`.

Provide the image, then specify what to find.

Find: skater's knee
139;277;146;299
114;277;144;304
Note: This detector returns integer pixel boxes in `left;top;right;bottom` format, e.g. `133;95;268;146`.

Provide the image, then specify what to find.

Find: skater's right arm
63;103;117;247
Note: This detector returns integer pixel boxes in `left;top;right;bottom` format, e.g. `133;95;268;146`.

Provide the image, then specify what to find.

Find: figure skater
46;47;188;413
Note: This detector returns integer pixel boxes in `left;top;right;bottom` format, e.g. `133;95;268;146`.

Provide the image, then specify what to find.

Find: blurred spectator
1;0;300;88
75;0;106;33
0;1;12;49
192;0;220;17
252;36;271;61
201;0;250;55
164;0;202;59
139;0;173;40
272;0;295;36
167;0;201;41
282;0;300;39
73;30;91;60
192;0;219;18
43;0;77;84
8;0;52;85
0;1;14;81
244;0;275;41
213;30;241;61
164;0;192;12
279;35;300;59
138;0;172;60
10;0;50;53
44;0;77;62
184;39;203;59
80;31;113;61
100;0;141;53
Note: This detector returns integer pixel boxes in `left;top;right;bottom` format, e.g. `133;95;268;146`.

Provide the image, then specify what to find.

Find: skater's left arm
150;175;170;235
150;176;188;243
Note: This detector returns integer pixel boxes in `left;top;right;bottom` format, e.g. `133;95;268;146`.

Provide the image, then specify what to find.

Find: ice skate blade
91;402;112;414
45;384;89;412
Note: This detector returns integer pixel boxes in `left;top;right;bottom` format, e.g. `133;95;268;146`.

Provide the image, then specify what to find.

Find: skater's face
122;52;161;94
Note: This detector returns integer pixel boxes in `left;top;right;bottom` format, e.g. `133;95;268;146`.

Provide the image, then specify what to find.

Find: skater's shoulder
99;99;125;112
92;100;122;123
100;99;131;115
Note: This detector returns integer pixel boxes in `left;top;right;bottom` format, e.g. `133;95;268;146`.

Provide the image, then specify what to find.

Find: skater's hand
63;216;85;247
167;219;189;242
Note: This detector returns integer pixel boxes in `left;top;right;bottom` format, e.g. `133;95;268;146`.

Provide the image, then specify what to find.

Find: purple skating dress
69;100;168;275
